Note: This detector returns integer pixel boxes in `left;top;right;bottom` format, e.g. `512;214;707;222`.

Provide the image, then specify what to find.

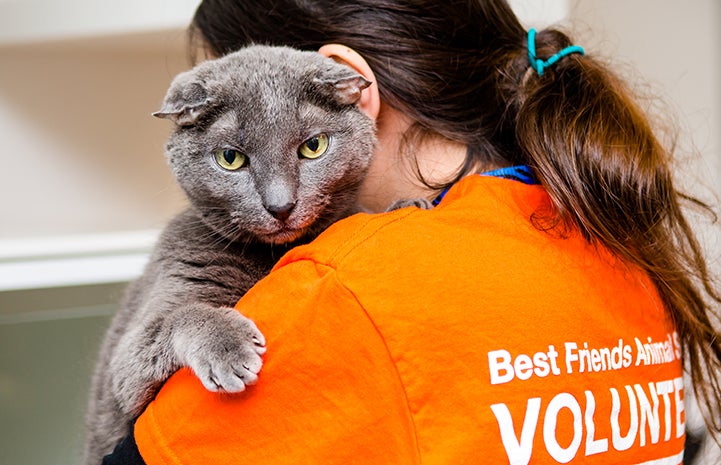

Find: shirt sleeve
134;259;419;465
101;424;145;465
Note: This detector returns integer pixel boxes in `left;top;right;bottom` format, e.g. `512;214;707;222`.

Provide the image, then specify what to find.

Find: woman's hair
191;0;721;432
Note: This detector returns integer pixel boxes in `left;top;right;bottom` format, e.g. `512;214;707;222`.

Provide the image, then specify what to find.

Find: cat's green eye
214;149;247;171
298;133;329;159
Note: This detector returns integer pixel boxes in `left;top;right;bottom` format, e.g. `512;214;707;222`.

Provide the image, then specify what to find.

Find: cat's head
155;45;376;244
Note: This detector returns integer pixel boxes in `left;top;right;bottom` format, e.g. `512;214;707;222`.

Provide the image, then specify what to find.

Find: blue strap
431;165;539;207
481;165;538;185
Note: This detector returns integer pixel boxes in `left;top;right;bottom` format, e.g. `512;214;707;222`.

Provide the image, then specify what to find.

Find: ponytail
507;27;721;434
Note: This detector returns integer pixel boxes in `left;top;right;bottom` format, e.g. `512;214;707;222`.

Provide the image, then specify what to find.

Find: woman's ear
318;44;380;120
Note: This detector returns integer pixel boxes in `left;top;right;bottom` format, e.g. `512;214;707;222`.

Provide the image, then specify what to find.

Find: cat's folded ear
153;72;215;127
314;73;372;106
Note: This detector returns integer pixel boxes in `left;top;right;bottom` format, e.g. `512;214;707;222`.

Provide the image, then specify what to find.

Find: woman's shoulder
281;207;422;267
275;176;550;272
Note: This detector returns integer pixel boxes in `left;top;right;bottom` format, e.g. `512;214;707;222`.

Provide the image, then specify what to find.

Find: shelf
0;230;159;291
0;0;201;46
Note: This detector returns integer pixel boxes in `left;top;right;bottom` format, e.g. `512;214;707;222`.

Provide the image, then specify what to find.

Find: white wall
0;37;189;239
0;1;199;290
567;0;721;257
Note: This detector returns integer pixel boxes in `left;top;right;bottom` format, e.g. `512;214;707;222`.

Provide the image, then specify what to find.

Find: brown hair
191;0;721;432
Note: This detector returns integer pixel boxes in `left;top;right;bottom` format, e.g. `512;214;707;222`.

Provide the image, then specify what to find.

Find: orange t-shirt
135;175;684;464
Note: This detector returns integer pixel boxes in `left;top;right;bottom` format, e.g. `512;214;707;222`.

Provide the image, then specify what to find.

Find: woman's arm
101;425;145;465
131;258;419;465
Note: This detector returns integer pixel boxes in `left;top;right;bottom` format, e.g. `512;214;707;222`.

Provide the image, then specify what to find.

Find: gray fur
83;45;375;464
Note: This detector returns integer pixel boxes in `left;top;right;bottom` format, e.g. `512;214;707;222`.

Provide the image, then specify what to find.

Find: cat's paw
176;307;266;393
386;198;434;211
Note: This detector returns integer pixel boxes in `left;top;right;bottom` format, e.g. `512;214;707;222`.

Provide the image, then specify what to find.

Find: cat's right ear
153;73;214;127
318;44;380;120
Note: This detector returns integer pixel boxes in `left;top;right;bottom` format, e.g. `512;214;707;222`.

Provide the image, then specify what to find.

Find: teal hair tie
527;28;585;76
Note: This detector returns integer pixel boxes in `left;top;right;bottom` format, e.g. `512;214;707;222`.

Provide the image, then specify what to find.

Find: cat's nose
265;201;295;222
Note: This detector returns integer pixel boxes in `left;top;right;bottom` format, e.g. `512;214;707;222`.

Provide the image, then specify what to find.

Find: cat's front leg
170;304;266;393
109;304;266;417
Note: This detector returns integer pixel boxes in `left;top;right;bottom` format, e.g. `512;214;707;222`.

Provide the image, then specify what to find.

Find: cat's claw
192;347;262;393
252;335;267;354
195;349;262;393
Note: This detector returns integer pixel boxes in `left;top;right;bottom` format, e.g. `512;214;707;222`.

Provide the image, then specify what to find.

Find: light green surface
0;284;124;465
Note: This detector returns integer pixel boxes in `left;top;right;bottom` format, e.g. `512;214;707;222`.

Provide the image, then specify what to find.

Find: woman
105;0;721;463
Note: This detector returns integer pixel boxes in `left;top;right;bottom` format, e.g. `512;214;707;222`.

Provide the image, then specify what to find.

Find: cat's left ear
153;71;215;127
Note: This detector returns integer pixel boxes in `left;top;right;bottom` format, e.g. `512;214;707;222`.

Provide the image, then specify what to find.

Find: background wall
0;41;187;238
568;0;721;257
0;3;199;464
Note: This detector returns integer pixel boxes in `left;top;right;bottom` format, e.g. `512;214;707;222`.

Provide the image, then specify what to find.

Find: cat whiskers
178;208;244;254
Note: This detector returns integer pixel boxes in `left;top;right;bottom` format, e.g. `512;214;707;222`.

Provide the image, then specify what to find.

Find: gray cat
83;45;376;464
